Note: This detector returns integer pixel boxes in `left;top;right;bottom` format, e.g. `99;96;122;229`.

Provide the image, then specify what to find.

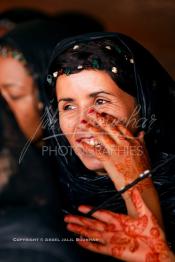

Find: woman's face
0;55;42;141
56;70;138;171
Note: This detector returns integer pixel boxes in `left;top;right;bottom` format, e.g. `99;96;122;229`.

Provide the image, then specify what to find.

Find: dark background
0;0;174;79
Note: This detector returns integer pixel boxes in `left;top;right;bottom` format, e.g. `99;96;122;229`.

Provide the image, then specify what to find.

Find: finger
66;223;105;244
86;110;129;144
136;131;145;145
80;140;109;162
130;188;151;218
137;130;144;140
77;239;109;256
83;123;121;154
78;205;124;229
64;214;107;231
87;108;119;127
116;124;135;140
79;139;128;189
80;123;130;161
79;139;127;189
90;110;134;139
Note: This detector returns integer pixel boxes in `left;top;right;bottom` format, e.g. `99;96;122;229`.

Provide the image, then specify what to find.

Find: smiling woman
45;32;175;261
57;69;139;171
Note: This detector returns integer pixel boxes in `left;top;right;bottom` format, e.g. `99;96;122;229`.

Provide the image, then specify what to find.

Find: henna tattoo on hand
64;189;174;262
80;109;152;191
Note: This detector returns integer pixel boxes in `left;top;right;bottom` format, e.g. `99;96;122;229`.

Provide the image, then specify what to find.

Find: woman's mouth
76;136;101;147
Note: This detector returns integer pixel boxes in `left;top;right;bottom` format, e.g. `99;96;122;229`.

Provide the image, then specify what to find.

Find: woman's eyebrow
89;91;114;97
57;98;74;104
57;91;114;104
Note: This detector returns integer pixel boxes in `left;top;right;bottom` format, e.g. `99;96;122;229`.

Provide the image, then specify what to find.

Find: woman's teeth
83;138;101;147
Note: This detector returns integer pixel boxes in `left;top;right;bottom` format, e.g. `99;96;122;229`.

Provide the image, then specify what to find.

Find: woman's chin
80;155;104;171
75;147;104;171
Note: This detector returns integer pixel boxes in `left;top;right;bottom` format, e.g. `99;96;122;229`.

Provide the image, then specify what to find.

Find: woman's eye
95;98;109;105
10;94;24;100
63;104;76;111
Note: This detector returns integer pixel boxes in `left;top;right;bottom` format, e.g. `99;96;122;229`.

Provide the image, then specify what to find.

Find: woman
44;32;175;260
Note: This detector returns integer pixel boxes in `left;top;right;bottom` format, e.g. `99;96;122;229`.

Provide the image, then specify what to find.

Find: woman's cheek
59;116;68;135
59;114;75;140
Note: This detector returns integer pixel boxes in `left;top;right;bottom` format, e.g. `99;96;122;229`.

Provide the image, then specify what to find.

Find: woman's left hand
64;189;174;262
77;109;163;222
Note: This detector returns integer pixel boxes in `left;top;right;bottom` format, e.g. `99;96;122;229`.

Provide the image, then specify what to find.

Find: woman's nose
78;107;91;127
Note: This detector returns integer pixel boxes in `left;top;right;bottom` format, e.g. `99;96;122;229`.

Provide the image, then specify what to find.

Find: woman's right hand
65;188;175;262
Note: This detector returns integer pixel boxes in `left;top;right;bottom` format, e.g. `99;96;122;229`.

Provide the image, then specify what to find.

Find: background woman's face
56;70;138;171
0;56;42;141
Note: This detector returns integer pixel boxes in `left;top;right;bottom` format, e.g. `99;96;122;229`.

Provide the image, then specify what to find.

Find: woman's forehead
56;70;119;93
55;69;134;104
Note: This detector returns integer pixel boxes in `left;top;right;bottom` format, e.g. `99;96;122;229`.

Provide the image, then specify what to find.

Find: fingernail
87;108;95;114
80;119;87;124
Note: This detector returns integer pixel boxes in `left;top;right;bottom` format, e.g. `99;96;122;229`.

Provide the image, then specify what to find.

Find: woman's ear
38;101;44;111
